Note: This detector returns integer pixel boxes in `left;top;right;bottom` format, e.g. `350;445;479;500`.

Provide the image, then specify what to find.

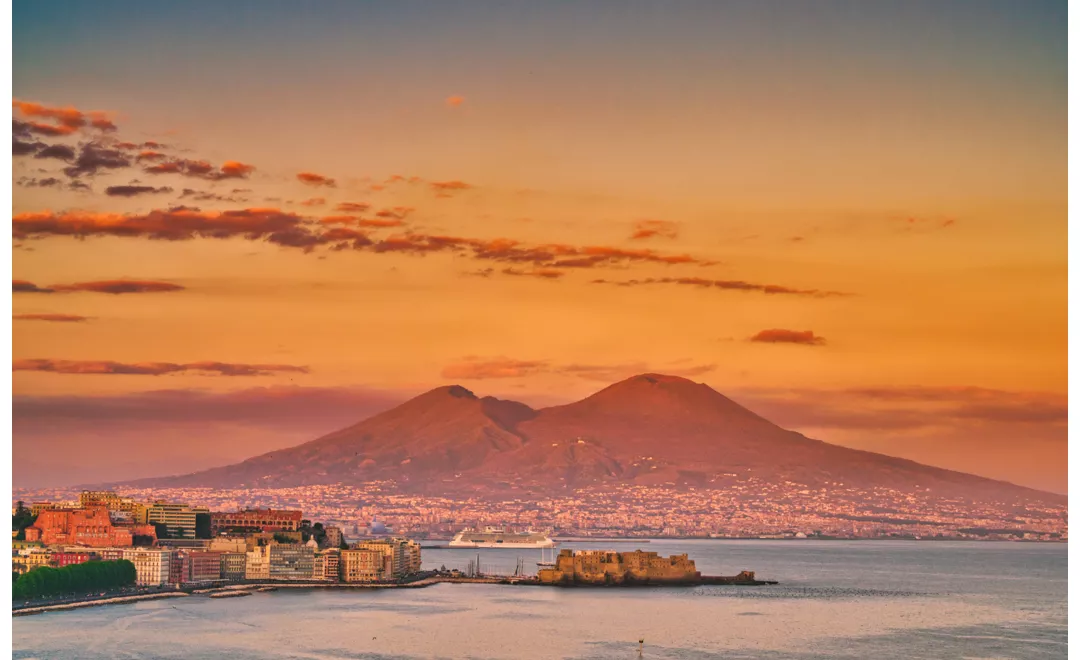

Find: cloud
145;158;254;181
442;358;549;380
13;279;184;295
442;357;716;381
630;220;679;240
13;280;54;293
731;386;1068;432
13;359;309;377
178;188;247;203
105;185;174;197
13;313;90;323
136;150;167;162
357;218;405;228
446;95;465;108
299;197;326;207
498;267;565;279
430;180;473;197
13;207;717;268
13;137;44;156
591;277;847;297
13;207;308;244
63;142;132;177
17;177;63;188
297;172;336;187
13;100;117;133
335;202;369;213
374;206;414;220
35;143;77;161
749;329;827;346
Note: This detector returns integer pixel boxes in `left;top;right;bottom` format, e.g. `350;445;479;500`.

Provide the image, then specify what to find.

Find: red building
24;507;137;548
185;551;223;583
51;551;91;567
210;509;303;534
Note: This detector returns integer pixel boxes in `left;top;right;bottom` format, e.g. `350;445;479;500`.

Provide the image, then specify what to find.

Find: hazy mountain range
122;374;1061;504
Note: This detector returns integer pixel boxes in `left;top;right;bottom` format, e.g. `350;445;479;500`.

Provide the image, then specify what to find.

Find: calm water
12;540;1066;659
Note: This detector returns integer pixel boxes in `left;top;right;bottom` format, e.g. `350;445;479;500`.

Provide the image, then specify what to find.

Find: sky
10;1;1067;492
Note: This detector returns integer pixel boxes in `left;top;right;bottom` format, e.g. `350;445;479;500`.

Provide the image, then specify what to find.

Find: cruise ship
449;527;556;548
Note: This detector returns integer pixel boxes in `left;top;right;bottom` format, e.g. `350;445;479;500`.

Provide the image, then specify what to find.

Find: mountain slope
126;374;1062;504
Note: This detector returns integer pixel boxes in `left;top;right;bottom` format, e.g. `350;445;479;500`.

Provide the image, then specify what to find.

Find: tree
13;560;136;600
195;513;212;539
273;532;298;544
12;502;37;540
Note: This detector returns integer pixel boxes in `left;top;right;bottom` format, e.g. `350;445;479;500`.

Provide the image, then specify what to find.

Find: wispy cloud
13;359;309;376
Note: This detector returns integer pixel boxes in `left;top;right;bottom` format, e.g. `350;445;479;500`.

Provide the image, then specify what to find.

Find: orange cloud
749;329;827;345
335;202;371;213
430;180;473;197
136;150;167;162
299;197;326;207
297;172;337;187
320;215;358;225
13;313;90;323
592;277;848;297
375;206;414;220
13;359;309;377
13;99;117;134
356;218;405;228
145;158;254;180
630;220;679;240
446;95;465;108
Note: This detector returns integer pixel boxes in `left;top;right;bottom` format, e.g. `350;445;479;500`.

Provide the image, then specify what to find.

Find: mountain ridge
114;373;1063;504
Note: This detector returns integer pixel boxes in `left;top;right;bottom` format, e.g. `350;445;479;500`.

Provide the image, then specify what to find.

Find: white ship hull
449;527;556;548
448;540;556;549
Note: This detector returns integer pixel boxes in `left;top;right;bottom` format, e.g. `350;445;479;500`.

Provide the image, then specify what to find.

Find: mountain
125;374;1061;504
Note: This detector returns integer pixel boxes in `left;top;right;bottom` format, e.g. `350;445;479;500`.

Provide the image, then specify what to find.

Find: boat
449;527;556;548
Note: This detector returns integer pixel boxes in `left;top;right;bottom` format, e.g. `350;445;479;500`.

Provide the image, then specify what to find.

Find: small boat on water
209;591;252;599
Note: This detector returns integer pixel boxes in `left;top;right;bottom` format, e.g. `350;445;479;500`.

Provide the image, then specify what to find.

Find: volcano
126;374;1061;504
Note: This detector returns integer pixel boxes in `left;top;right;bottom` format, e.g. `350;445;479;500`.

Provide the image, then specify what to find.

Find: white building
122;548;171;586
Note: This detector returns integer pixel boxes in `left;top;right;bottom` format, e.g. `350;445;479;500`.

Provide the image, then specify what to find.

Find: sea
12;540;1066;660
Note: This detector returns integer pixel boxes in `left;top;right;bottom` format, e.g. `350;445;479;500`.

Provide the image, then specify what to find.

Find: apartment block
122;548;171;586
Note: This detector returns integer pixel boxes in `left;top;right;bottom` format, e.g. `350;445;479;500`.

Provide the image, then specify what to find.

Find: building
324;526;344;549
24;507;138;547
340;548;386;583
220;552;247;580
146;502;206;539
245;546;271;580
95;548;126;562
209;538;247;553
210;509;302;535
269;544;315;580
185;551;223;584
537;549;702;585
319;549;341;582
16;548;52;573
122;548;171;586
80;491;146;522
354;538;421;578
51;551;91;568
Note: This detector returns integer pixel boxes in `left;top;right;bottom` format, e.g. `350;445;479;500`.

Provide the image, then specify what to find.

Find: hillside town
12;491;423;590
13;478;1067;547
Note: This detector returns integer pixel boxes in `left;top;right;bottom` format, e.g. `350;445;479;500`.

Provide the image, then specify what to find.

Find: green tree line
13;559;137;600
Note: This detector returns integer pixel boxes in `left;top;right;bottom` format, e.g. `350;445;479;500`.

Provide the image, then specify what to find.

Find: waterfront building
210;509;303;535
185;551;223;583
245;546;271;580
269;544;315;580
95;548;125;562
353;537;422;577
220;552;247;580
17;548;52;572
312;547;341;581
122;548;171;586
339;548;385;582
538;549;701;585
51;551;91;567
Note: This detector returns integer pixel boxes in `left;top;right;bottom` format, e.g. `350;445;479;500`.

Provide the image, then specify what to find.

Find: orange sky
11;2;1066;492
